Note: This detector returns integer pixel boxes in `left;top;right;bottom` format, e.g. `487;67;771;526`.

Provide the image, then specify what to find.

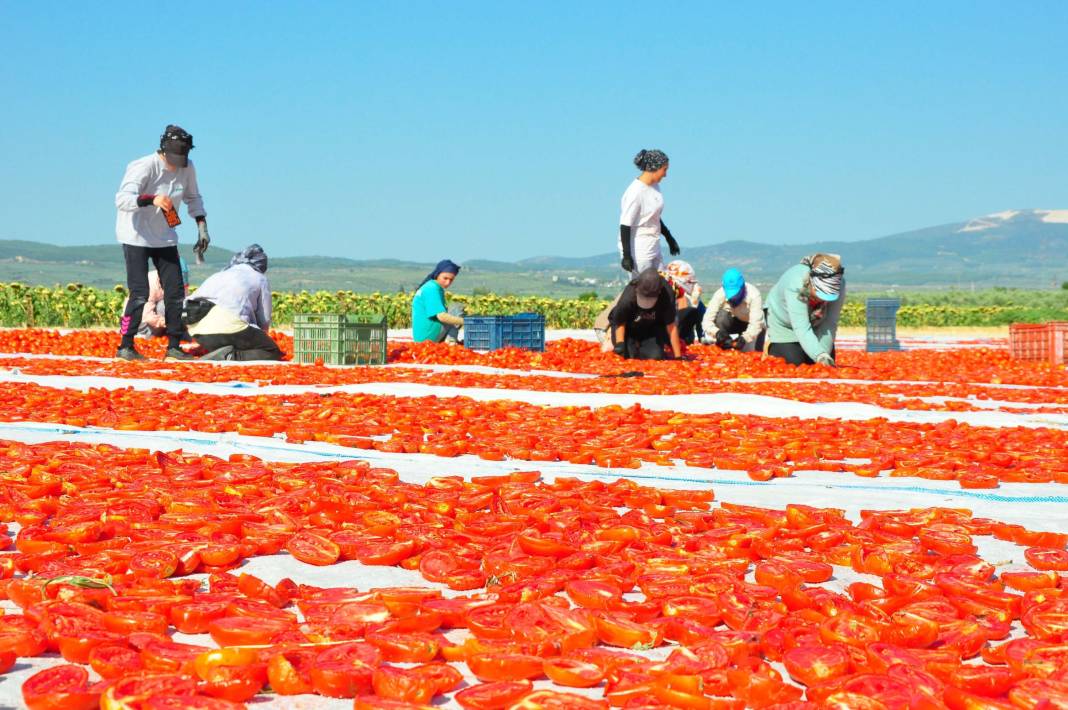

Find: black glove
715;331;731;349
619;225;634;272
665;234;681;256
731;337;746;351
613;342;629;359
661;221;680;256
194;220;210;265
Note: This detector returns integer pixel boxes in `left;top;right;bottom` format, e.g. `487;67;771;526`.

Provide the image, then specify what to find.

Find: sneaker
201;346;235;361
116;346;146;361
164;347;196;361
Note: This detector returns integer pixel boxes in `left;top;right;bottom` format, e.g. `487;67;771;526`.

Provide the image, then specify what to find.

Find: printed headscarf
229;244;268;274
665;260;699;296
418;259;461;289
802;253;844;302
633;149;669;173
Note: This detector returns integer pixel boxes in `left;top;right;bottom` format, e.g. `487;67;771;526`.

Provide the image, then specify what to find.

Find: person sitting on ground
123;259;191;338
412;259;464;344
663;260;704;344
701;267;766;352
765;253;845;367
608;268;683;360
182;244;283;361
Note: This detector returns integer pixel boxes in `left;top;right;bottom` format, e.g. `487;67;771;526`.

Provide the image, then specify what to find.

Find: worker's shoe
115;346;146;361
201;346;235;361
164;347;196;361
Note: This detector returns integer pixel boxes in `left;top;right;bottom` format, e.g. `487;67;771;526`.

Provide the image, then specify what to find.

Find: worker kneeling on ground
663;260;704;344
702;267;765;352
765;253;845;367
608;268;683;360
182;244;283;361
412;259;464;344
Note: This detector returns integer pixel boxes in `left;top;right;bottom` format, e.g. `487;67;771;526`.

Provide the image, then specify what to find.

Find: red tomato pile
3;354;1067;414
2;439;1068;709
0;329;295;360
2;330;1067;390
0;381;1065;486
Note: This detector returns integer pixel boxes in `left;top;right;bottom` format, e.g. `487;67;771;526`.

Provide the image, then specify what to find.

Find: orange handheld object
164;207;181;228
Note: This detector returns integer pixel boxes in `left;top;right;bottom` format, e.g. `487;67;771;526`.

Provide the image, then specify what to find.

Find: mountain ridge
1;209;1065;292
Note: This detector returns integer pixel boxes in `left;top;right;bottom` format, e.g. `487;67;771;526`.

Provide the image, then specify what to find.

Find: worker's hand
816;352;836;367
194;222;210;264
152;195;174;211
620;255;634;273
715;331;731;349
613;342;628;359
731;337;746;351
665;235;681;256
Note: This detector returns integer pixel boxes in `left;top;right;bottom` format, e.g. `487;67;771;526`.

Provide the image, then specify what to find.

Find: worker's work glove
665;235;681;256
731;337;746;351
613;342;629;359
715;331;731;350
620;255;634;273
194;222;210;265
816;352;836;367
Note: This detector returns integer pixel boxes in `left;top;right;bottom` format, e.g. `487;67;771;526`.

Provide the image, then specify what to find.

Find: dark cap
160;125;194;168
635;268;663;309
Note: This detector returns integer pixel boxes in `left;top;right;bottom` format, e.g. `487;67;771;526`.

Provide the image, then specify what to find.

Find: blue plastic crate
465;313;545;352
865;298;901;352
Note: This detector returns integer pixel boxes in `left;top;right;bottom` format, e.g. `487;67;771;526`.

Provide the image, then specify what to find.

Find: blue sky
1;1;1065;262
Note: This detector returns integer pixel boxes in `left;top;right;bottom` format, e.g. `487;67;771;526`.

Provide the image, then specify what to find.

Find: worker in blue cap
701;268;766;352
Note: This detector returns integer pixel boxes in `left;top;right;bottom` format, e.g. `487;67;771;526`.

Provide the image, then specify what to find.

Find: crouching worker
608;268;683;360
702;268;765;352
123;259;191;338
765;253;845;367
664;260;704;344
183;244;283;361
412;259;464;343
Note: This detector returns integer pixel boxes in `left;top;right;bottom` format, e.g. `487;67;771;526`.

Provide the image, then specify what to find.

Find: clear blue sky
1;1;1065;262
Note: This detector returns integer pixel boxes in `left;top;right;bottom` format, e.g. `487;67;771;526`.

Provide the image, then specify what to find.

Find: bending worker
619;149;680;276
183;244;283;361
702;268;765;352
412;259;464;344
765;253;846;366
664;260;704;344
608;268;683;360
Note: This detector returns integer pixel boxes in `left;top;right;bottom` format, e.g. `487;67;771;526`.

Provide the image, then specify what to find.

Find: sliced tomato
454;680;535;709
22;664;99;710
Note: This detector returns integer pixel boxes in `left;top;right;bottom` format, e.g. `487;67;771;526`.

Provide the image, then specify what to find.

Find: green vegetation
2;282;1067;329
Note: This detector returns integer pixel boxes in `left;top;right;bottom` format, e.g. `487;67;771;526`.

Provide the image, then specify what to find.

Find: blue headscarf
418;259;461;288
229;244;268;274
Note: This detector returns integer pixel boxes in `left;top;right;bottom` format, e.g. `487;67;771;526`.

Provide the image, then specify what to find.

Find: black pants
194;326;284;362
612;326;668;360
715;312;766;351
677;307;701;344
120;244;185;349
768;342;836;366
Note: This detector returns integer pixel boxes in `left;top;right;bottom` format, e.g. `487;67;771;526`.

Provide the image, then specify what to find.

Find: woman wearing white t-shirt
619;149;680;277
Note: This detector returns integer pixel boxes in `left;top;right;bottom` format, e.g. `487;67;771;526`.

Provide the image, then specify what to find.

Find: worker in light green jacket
765;253;845;367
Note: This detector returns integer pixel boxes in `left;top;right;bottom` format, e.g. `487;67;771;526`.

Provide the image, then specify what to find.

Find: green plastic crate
292;313;387;365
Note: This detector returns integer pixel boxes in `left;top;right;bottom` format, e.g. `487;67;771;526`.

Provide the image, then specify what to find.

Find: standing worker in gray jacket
114;125;211;360
765;253;846;366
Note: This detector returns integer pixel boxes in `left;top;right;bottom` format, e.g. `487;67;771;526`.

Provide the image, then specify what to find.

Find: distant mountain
1;209;1066;293
516;209;1068;289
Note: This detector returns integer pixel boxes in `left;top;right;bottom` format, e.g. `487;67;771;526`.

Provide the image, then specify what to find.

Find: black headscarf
229;244;268;274
634;149;669;172
418;259;461;289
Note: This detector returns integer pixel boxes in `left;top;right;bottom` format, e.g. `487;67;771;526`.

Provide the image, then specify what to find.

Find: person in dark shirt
607;268;683;360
